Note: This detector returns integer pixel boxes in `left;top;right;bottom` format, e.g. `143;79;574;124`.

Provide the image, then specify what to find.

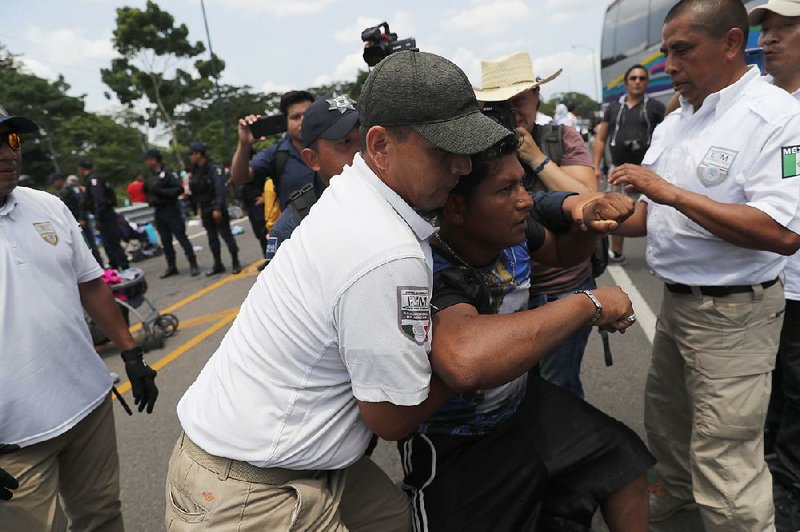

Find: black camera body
361;22;417;67
481;101;517;133
249;114;286;139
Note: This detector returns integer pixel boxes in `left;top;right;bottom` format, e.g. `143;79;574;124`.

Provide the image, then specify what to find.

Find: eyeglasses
0;132;21;152
627;76;648;81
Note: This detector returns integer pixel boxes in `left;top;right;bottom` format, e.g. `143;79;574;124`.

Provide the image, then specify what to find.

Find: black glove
0;444;20;501
121;346;159;414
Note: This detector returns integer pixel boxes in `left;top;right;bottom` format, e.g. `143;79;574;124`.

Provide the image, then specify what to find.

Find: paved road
99;217;703;530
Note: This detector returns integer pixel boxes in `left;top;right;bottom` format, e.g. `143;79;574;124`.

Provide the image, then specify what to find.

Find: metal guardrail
116;203;155;225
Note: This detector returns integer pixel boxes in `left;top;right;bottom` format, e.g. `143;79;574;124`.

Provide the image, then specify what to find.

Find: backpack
535;124;609;279
270;150;289;200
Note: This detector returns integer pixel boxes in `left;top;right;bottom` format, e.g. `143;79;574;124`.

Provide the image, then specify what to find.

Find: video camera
361;22;417;67
481;101;517;133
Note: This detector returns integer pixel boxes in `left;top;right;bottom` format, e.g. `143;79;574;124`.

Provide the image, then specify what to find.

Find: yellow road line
127;260;260;333
173;307;240;329
114;309;238;396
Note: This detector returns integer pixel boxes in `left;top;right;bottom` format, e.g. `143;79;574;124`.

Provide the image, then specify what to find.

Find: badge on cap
782;145;800;179
696;146;737;188
398;286;430;345
33;222;59;246
326;93;356;114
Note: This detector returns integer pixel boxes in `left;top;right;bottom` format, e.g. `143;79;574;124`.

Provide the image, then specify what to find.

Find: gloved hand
0;444;20;501
121;346;159;414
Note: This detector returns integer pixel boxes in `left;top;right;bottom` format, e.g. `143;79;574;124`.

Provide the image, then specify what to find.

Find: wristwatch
576;289;603;325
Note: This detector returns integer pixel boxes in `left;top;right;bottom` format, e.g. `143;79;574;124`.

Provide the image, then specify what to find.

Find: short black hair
279;90;315;117
665;0;749;53
78;158;93;169
450;132;520;202
624;64;649;81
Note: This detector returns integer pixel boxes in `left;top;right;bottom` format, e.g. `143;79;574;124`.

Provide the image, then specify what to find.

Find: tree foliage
101;0;224;166
540;91;600;118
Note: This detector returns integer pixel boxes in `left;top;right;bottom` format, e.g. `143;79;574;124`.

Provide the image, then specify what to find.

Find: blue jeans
528;276;595;398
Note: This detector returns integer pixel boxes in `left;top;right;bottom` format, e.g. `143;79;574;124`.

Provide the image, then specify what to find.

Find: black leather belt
665;277;779;297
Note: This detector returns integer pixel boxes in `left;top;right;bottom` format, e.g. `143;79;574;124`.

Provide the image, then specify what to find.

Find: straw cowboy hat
473;51;562;102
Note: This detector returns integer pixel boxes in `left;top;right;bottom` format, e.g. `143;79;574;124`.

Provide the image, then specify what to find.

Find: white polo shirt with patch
641;66;800;286
178;153;435;470
0;187;109;447
777;87;800;300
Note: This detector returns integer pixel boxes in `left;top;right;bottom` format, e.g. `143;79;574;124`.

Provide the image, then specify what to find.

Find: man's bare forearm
229;141;253;185
79;278;137;350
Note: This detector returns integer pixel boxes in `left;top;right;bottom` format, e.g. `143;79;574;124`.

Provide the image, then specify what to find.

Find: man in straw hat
749;0;800;528
475;51;600;400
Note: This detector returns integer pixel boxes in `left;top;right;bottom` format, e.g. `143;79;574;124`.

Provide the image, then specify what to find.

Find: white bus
600;0;767;104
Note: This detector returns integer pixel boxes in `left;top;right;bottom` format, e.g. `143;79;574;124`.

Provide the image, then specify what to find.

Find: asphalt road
97;216;704;531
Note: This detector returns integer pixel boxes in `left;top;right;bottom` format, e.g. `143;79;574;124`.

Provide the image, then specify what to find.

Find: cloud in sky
544;0;600;22
444;0;533;36
24;26;115;67
207;0;336;17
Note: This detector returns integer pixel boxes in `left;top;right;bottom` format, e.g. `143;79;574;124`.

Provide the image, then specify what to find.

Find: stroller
116;213;162;263
88;268;179;351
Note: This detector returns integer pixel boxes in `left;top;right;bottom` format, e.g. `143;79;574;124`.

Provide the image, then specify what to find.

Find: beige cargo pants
645;283;784;531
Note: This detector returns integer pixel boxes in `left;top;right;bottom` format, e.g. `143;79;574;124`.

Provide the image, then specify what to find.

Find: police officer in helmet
188;141;241;275
143;149;200;278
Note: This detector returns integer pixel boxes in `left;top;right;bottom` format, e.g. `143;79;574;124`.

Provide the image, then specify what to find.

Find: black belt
665;278;779;297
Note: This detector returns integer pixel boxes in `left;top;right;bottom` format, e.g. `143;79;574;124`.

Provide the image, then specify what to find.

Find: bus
600;0;767;104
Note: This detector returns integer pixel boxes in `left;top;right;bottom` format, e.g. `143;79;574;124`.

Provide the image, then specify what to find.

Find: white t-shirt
178;154;434;470
777;87;800;300
641;66;800;286
0;187;109;447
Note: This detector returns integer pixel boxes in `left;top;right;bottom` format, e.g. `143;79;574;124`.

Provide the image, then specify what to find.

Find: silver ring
625;314;637;323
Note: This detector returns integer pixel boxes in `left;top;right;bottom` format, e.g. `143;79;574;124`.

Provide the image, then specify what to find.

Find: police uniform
0;187;122;530
167;154;431;529
84;171;128;270
189;159;240;273
641;66;800;530
144;165;198;276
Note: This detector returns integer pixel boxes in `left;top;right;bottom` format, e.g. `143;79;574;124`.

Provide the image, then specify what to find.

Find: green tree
101;1;224;166
540;91;600;119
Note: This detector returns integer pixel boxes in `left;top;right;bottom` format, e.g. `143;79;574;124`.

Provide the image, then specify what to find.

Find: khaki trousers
645;284;783;531
165;434;411;531
0;395;123;532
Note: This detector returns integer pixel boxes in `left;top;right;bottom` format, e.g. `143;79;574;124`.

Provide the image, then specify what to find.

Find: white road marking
606;264;657;344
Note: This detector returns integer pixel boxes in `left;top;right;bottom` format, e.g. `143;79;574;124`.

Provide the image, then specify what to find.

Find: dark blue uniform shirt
250;137;314;209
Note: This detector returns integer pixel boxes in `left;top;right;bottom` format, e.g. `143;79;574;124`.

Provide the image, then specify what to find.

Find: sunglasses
0;132;21;152
627;76;648;81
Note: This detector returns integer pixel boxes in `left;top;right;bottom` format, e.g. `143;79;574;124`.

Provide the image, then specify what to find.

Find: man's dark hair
665;0;749;52
450;132;519;202
279;90;315;117
624;64;649;81
358;124;413;153
78;158;93;169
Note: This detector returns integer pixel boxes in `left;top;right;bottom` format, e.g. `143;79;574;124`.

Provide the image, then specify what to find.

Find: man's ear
301;147;321;172
442;193;467;226
724;28;746;62
365;126;390;171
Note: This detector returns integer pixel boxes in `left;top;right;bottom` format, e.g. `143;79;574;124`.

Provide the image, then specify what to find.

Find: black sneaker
608;249;627;265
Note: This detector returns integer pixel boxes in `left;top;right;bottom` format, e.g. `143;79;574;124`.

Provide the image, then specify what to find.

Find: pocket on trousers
694;350;774;441
168;482;208;524
283;475;342;531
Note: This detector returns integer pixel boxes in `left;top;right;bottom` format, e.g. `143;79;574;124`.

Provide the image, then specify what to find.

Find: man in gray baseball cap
166;50;510;530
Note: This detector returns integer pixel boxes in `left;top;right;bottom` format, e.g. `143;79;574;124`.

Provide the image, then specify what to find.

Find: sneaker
775;482;800;532
608;249;627;264
648;483;696;523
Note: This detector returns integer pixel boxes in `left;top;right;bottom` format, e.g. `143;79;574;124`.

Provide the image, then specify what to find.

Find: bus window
601;1;621;68
615;0;649;58
649;0;676;47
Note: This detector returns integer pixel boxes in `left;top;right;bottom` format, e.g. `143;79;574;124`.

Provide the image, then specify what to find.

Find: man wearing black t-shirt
593;65;666;263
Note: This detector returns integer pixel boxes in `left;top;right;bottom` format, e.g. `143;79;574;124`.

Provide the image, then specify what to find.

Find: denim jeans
528;276;595;399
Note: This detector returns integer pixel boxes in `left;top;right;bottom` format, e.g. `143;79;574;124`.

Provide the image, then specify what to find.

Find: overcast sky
4;0;608;115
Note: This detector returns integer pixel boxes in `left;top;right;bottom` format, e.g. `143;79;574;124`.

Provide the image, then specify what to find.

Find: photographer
592;64;666;263
229;90;315;210
475;51;599;399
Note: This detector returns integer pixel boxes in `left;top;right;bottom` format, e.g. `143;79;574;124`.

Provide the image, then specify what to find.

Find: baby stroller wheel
154;314;179;338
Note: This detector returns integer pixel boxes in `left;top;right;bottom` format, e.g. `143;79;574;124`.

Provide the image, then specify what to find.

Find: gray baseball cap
359;50;513;155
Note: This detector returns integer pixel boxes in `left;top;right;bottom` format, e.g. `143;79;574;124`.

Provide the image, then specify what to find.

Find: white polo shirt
178;153;435;470
778;87;800;300
642;66;800;286
0;187;110;447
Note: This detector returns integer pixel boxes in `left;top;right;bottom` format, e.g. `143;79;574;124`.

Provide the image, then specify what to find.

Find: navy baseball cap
0;104;39;133
301;94;360;148
143;148;163;161
187;141;207;155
